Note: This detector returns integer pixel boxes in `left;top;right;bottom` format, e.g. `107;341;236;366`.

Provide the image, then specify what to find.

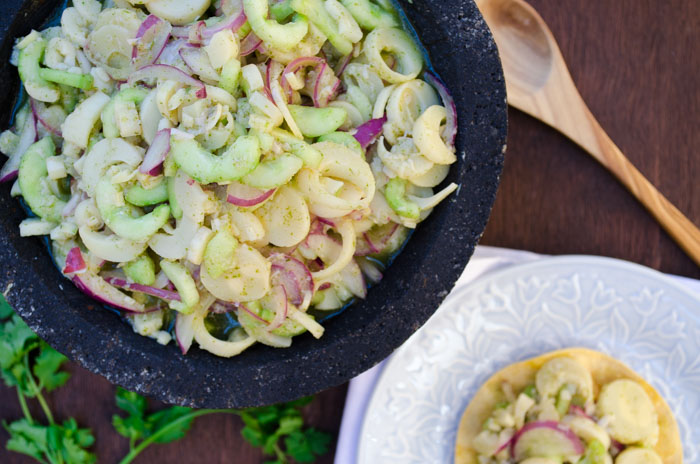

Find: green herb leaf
33;342;70;391
0;294;13;319
145;407;194;444
284;428;332;463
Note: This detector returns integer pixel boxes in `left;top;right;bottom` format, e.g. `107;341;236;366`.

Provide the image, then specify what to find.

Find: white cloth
334;246;700;464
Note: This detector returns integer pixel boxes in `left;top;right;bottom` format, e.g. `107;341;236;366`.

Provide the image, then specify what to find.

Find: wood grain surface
1;1;698;463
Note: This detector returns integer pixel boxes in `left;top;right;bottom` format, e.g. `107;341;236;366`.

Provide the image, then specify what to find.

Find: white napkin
334;246;700;464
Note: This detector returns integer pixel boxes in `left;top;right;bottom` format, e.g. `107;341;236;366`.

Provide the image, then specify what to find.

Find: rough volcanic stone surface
0;0;507;407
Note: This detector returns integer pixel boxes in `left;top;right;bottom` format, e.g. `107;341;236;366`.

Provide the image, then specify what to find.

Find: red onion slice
179;47;220;82
269;253;314;306
239;32;264;57
128;64;207;98
175;312;195;354
280;56;325;102
312;63;340;107
140;128;171;175
226;182;275;207
424;71;458;147
239;304;268;324
335;51;353;77
202;11;247;38
0;111;37;182
265;285;288;331
353;116;387;150
30;99;61;136
103;276;182;301
355;222;399;256
63;247;87;275
71;270;149;314
511;421;585;459
158;39;187;65
133;15;172;69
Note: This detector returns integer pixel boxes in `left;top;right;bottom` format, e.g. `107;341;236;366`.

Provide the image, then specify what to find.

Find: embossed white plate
357;256;700;464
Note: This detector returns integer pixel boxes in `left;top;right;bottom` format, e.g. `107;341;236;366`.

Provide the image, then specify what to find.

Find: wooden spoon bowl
477;0;700;266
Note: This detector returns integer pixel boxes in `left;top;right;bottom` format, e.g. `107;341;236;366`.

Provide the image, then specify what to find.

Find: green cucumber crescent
385;177;420;220
243;0;309;51
18;137;67;222
96;178;171;242
18;39;60;103
170;135;261;184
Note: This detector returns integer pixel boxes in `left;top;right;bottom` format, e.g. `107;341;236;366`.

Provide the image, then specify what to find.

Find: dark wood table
2;1;698;462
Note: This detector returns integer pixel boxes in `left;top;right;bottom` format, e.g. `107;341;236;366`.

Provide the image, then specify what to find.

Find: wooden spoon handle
579;105;700;266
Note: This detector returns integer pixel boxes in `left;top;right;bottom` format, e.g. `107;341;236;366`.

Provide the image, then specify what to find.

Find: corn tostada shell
454;347;682;464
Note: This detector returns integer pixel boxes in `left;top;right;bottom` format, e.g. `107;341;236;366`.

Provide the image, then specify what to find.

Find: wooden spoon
476;0;700;266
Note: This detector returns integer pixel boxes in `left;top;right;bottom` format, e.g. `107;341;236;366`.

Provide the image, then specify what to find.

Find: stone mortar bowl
0;0;506;408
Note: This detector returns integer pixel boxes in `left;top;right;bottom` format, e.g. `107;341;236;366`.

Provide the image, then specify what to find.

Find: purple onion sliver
424;71;458;147
239;32;263;57
202;11;247;38
353;116;387;149
104;276;182;301
31;98;61;136
240;304;268;324
140;128;171;175
63;247;87;275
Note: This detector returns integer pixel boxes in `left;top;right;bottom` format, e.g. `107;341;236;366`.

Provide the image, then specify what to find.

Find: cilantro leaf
0;294;13;319
33;342;70;391
145;406;194;444
284;428;332;463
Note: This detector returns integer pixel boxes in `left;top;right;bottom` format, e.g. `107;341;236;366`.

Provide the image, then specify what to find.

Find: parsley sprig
1;295;332;463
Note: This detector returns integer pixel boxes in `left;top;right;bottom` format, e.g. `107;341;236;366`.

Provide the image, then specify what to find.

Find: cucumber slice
204;230;238;279
288;105;347;138
385;177;419;219
166;176;183;220
340;0;399;30
614;447;663;464
220;58;241;95
536;357;594;403
243;0;309;51
241;154;303;189
125;182;169;207
290;0;353;55
18;137;67;222
270;0;294;21
160;260;199;312
318;131;363;154
101;88;150;139
596;379;658;444
170;135;261;184
512;421;585;461
577;440;607;464
38;68;93;90
95;178;171;242
124;255;156;286
18;39;60;103
271;128;323;168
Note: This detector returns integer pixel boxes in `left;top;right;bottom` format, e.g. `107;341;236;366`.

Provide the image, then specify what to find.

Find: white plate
357;256;700;463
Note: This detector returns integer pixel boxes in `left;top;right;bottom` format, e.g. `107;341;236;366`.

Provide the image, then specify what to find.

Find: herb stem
23;354;55;425
118;409;236;464
16;389;33;423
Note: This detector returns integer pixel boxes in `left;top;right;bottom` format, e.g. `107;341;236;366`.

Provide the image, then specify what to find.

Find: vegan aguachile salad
456;349;682;464
0;0;461;357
